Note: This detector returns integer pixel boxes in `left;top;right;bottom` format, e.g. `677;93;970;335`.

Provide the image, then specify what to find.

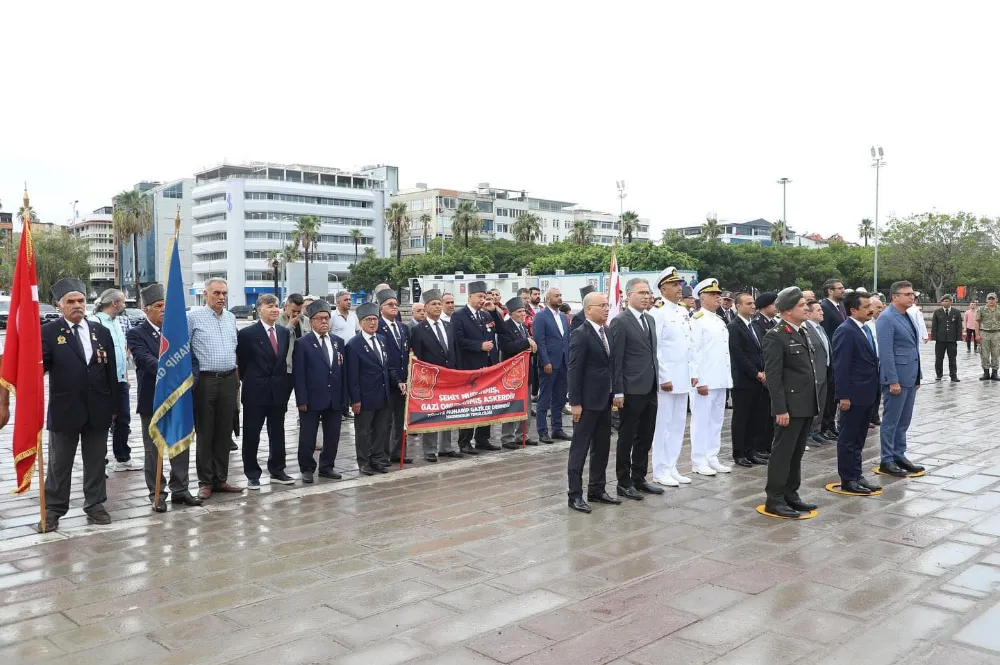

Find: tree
112;188;153;299
348;228;364;265
383;201;410;265
857;218;874;247
770;220;790;245
619;210;640;244
512;212;542;243
267;249;282;297
343;255;397;294
452;200;482;248
293;215;321;294
570;220;593;246
701;216;721;241
419;213;432;254
31;232;92;302
661;228;683;245
16;204;38;225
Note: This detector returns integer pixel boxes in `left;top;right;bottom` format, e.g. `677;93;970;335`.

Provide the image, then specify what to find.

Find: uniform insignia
784;325;793;333
57;335;67;345
693;311;704;319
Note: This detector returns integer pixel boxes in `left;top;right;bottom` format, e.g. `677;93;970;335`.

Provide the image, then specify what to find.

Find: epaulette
693;311;704;319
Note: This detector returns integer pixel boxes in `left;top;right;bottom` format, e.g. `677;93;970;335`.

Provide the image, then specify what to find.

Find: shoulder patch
693;311;704;319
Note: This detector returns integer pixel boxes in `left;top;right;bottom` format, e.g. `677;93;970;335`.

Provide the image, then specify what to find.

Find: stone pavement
2;343;1000;664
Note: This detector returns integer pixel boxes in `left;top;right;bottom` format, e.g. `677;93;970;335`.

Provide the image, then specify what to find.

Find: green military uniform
977;294;1000;379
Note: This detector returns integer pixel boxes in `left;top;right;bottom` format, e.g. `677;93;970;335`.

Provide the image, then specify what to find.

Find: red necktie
268;326;279;355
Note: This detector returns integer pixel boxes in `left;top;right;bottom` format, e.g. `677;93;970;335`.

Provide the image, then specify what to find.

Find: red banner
405;352;530;432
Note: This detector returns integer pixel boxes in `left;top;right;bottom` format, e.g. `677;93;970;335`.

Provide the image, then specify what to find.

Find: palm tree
661;228;682;245
267;249;282;297
858;218;874;247
619;210;640;244
512;212;542;243
452;200;482;248
348;228;364;264
293;215;321;294
383;201;410;265
112;188;153;298
770;220;790;245
570;220;593;246
16;204;38;226
701;216;721;241
419;213;432;254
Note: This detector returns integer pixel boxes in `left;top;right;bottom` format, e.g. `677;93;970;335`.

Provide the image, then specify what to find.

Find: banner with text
405;352;530;432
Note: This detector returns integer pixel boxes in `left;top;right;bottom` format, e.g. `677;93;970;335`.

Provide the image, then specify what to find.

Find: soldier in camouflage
977;293;1000;381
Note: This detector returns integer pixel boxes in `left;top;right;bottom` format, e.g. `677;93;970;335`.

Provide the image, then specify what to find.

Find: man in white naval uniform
649;267;694;487
689;278;733;476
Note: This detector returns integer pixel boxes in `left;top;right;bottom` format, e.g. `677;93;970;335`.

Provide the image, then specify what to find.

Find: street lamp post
776;178;791;237
870;146;886;293
616;180;627;219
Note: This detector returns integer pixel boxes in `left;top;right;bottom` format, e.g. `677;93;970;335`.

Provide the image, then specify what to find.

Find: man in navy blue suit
831;291;882;494
236;294;293;489
346;303;393;475
876;281;926;477
293;299;348;483
376;288;411;464
451;280;497;453
127;284;201;512
533;286;571;443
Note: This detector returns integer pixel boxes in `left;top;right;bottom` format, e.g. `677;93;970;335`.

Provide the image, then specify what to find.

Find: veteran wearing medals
346;302;393;475
38;278;120;531
688;278;733;476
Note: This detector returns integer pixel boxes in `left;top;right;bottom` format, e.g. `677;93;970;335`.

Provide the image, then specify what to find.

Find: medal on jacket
57;335;67;345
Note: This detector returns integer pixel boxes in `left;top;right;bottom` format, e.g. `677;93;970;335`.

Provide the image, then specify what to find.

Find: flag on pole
607;244;623;320
0;218;44;493
149;227;195;458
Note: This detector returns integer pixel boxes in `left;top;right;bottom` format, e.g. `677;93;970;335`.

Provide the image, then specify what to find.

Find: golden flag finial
23;183;29;211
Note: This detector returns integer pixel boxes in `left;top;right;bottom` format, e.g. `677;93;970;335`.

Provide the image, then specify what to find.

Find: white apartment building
190;162;396;307
391;183;650;257
70;207;117;293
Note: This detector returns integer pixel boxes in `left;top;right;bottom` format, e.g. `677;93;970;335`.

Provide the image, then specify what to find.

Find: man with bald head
533;287;571;442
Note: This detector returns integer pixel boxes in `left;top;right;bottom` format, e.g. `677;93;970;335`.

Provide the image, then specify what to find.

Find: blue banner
149;236;195;458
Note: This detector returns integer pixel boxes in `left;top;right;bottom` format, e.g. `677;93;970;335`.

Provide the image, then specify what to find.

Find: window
564;221;572;229
639;225;649;233
552;235;559;243
439;196;457;210
194;193;226;205
476;200;493;213
162;183;184;199
194;213;226;225
195;271;227;281
194;232;228;242
244;231;372;245
245;271;274;281
542;234;548;243
244;211;373;227
409;237;424;248
496;223;509;234
194;251;227;261
244;191;373;208
411;199;423;211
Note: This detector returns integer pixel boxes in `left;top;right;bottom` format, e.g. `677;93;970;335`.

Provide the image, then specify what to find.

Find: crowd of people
2;269;989;530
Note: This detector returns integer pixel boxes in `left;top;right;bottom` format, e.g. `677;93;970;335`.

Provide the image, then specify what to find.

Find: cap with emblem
720;291;734;300
579;285;596;298
505;297;525;313
656;266;682;287
140;283;165;307
306;299;332;318
51;278;87;302
754;291;777;310
988;293;997;300
693;278;722;298
421;288;443;304
468;280;488;295
775;286;804;312
357;302;380;320
376;289;397;305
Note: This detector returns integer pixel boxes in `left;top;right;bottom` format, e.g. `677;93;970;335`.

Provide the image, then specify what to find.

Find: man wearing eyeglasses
875;281;925;477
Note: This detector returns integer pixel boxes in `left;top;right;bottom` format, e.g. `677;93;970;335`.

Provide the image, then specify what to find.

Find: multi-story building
669;218;827;248
391;183;650;257
190;162;396;307
70;207;117;294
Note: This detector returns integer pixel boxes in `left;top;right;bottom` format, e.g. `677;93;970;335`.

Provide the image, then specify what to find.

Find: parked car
0;302;9;329
39;304;61;325
125;308;147;326
229;305;252;319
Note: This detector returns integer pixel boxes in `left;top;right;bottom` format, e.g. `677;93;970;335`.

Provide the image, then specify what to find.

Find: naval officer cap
421;289;443;304
306;299;332;318
376;288;398;305
656;266;682;287
140;283;165;307
775;286;804;312
754;291;777;310
505;297;525;313
356;302;380;320
579;284;596;298
467;280;488;295
693;278;722;298
51;278;87;302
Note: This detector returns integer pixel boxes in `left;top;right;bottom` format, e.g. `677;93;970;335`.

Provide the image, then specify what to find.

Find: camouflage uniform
976;300;1000;376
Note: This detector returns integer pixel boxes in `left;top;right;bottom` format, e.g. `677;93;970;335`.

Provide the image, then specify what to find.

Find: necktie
838;304;846;321
598;325;610;355
863;325;876;353
368;336;382;364
390;321;401;347
639;313;648;334
268;326;279;355
72;324;86;360
434;321;448;351
320;335;332;365
747;321;759;347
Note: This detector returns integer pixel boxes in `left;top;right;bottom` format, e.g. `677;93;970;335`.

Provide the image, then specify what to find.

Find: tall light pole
871;146;886;293
616;180;627;219
776;178;791;243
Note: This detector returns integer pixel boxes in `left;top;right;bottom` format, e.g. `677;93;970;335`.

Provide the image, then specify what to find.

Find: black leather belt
201;369;236;378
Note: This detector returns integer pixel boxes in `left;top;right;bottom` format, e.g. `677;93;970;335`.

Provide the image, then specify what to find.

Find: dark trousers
567;401;612;499
45;427;109;520
935;340;958;378
870;387;882;424
765;416;811;502
141;413;192;500
967;328;979;351
356;405;391;468
386;391;407;460
536;364;568;436
241;403;287;481
821;373;837;433
299;408;342;474
730;384;766;460
110;381;131;462
458;425;491;449
756;387;775;454
194;372;240;487
836;403;872;483
615;388;657;487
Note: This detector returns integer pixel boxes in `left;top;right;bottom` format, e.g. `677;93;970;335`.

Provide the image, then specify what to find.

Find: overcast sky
3;2;997;242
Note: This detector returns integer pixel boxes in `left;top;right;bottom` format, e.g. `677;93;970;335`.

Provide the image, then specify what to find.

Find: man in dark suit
832;291;881;494
610;277;663;500
293;299;348;483
752;291;778;332
498;297;538;449
567;292;621;513
804;300;832;446
39;278;120;531
762;287;820;518
570;285;595;332
236;294;293;489
127;284;201;512
410;289;462;461
375;289;411;464
819;279;847;440
533;287;572;443
451;281;496;453
931;294;963;381
716;291;736;324
346;303;393;475
728;292;768;467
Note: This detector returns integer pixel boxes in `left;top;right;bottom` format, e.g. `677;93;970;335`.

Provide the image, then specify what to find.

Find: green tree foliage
3;232;93;301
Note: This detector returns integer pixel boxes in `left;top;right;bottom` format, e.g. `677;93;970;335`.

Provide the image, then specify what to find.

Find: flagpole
153;211;182;510
400;353;414;469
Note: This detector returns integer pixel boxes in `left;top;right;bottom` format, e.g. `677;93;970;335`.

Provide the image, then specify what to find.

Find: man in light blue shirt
92;289;141;471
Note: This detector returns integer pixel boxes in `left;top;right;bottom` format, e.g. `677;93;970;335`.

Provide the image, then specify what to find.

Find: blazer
762;323;820;418
345;333;392;410
409;317;457;368
877;305;922;387
293;331;348;412
568;321;612;410
532;307;570;370
499;317;533;361
609;308;657;396
832;320;879;407
931;307;963;343
716;306;736;324
377;317;410;384
42;318;120;433
126;320;162;416
820;298;847;340
451;306;494;370
570;308;586;332
803;321;830;386
752;312;776;333
237;322;292;407
728;317;764;390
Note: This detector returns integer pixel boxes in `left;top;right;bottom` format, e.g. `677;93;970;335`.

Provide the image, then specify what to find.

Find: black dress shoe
359;465;375;476
895;457;925;473
85;509;112;525
301;472;314;484
319;470;343;479
475;443;500;451
152;498;168;513
840;480;871;494
764;502;800;518
748;455;769;465
811;434;827;444
373;465;388;474
757;452;771;459
538;435;554;444
459;446;479;455
587;491;622;505
821;430;838;441
443;450;464;458
171;493;203;506
734;457;754;468
857;477;882;492
425;455;438;463
870;416;882;425
389;457;415;464
501;442;520;450
879;461;908;477
634;480;665;495
525;439;539;446
785;495;818;512
552;431;572;441
616;485;644;501
935;375;943;381
951;376;961;382
35;520;59;533
568;497;592;513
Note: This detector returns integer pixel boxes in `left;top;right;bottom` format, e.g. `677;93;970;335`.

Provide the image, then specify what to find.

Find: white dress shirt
362;331;383;362
67;317;94;364
428;316;449;349
549;306;565;335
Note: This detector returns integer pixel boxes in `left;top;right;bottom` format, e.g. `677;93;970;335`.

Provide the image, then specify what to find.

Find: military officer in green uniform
977;293;1000;381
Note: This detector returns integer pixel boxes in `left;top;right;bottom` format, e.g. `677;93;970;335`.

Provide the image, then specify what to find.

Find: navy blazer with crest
832;319;880;407
451;305;495;370
345;332;392;411
42;317;120;433
126;319;162;416
236;321;291;408
293;331;348;412
410;317;457;368
377;316;409;384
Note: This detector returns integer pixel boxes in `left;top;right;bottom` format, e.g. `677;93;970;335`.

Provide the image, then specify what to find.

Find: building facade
70;207;117;294
669;218;828;248
391;183;650;257
190;162;396;307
